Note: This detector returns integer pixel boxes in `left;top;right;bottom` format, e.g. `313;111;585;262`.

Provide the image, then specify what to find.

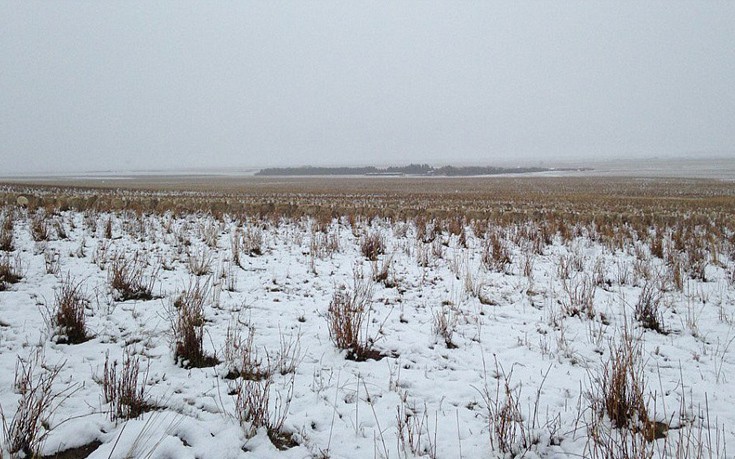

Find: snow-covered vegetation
0;178;733;458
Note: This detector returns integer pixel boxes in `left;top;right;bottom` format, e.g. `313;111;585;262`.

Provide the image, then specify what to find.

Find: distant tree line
255;163;554;177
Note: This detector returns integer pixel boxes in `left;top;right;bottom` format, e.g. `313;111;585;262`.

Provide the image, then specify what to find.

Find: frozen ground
0;208;733;458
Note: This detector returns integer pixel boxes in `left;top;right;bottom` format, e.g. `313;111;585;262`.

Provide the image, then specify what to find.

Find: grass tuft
360;231;385;261
0;254;22;291
50;275;91;344
108;255;156;301
170;278;218;368
102;347;153;422
326;270;385;361
1;351;68;458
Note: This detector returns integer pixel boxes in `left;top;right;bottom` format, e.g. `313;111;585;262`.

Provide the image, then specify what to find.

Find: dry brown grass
600;335;649;430
396;392;435;458
327;289;366;355
371;255;397;288
108;255;157;301
44;249;60;275
562;274;596;319
475;358;538;457
223;323;270;381
1;177;733;248
30;210;49;242
482;231;512;273
0;210;14;252
634;279;666;333
102;347;152;422
432;303;458;349
0;254;22;291
1;351;69;458
326;270;383;361
586;329;661;458
234;377;297;449
187;247;213;276
360;231;385;261
242;225;264;256
49;275;90;344
169;278;217;368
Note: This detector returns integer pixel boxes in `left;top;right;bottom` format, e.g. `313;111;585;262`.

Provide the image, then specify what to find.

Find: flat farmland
0;175;733;458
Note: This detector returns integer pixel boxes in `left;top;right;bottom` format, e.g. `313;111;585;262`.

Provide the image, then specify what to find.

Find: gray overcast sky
1;1;734;174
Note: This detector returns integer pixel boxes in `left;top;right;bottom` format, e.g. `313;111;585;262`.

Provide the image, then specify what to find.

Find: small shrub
668;253;684;291
615;260;631;286
236;378;269;433
272;331;302;376
231;229;242;267
415;241;431;268
44;249;60;275
592;257;608;288
415;218;440;244
522;251;534;278
562;274;596;319
0;254;22;291
493;378;530;455
104;217;113;239
650;235;664;259
93;240;111;270
102;347;152;422
687;245;708;282
30;211;49;241
108;255;156;301
310;230;341;260
0;212;14;251
601;337;649;430
431;237;444;260
557;255;572;280
222;319;243;374
224;323;270;381
475;360;536;456
635;280;666;333
396;392;435;458
52;219;67;240
187;247;213;276
360;231;385;261
243;225;264;256
170;278;217;368
586;330;664;458
371;255;397;288
432;304;458;349
482;232;511;272
201;221;219;248
223;322;302;381
222;261;237;292
447;217;466;248
50;275;90;344
463;266;484;299
234;377;297;449
326;271;380;360
327;290;363;353
1;351;66;458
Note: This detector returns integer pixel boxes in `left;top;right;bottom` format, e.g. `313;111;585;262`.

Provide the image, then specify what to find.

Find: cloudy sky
1;1;734;174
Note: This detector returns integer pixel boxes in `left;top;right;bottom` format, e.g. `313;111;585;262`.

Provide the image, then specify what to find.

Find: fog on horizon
1;1;734;175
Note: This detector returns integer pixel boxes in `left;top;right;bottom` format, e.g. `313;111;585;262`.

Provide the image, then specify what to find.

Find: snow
0;208;733;458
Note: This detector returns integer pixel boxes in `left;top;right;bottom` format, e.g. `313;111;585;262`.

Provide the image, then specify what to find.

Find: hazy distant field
3;157;735;185
546;157;735;181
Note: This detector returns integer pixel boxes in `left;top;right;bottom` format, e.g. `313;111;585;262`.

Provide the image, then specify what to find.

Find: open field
0;176;734;458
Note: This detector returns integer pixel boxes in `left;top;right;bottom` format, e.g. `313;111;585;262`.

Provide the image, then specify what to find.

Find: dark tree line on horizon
255;163;559;177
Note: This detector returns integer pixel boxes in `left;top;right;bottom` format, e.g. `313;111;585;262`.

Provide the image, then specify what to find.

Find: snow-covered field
0;201;733;458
